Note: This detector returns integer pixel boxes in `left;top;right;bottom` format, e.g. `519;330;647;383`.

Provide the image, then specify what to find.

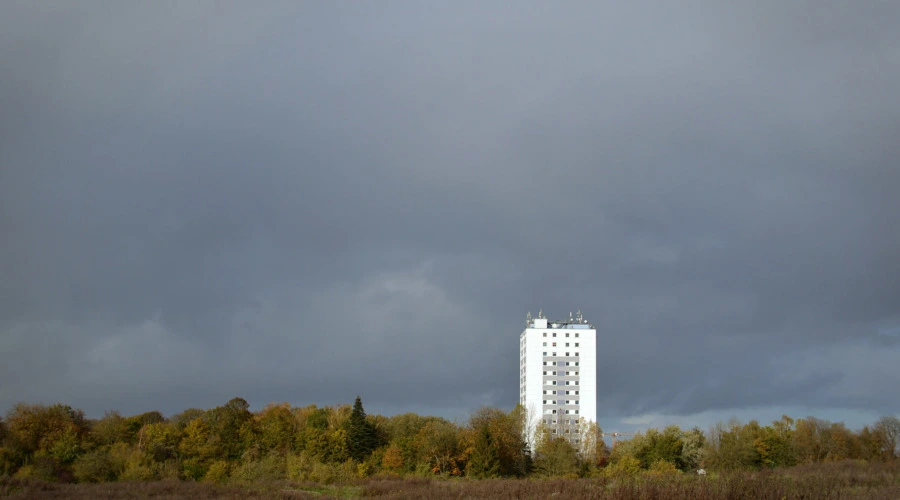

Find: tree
639;426;683;469
793;417;829;464
381;443;404;473
703;419;758;470
467;406;530;477
91;411;130;446
414;419;462;475
205;398;252;460
467;426;501;478
534;437;579;477
3;402;90;478
874;415;900;460
252;403;297;454
680;427;705;471
179;417;218;479
347;397;376;462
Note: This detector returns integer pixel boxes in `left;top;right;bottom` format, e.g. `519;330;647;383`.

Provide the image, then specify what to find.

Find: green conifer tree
347;396;376;461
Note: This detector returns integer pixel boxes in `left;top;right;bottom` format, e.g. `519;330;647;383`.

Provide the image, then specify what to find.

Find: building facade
519;310;597;447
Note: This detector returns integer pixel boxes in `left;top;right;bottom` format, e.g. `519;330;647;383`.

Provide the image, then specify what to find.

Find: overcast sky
2;1;899;431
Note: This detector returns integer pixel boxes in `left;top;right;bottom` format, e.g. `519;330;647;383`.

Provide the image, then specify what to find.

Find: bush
231;452;285;483
646;459;681;477
73;449;116;483
204;460;230;484
286;451;314;481
604;455;642;478
119;463;154;481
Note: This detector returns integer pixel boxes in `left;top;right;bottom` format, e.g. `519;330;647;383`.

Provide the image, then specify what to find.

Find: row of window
544;342;580;347
544;418;579;426
543;409;580;415
543;361;580;366
542;371;580;376
544;380;579;386
543;332;580;338
543;390;579;395
542;400;580;405
543;352;579;357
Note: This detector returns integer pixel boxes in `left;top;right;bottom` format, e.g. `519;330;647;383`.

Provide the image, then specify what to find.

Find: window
565;410;570;414
575;400;579;404
543;371;547;375
543;342;547;346
552;381;557;385
551;361;556;366
543;361;547;366
543;351;547;356
552;400;556;405
575;372;579;376
575;381;579;385
575;362;579;366
553;333;557;337
565;381;570;386
566;343;570;347
566;400;571;405
575;352;579;357
543;400;547;405
552;409;557;414
575;391;579;395
575;410;579;414
565;371;570;375
552;371;556;375
552;342;557;347
553;352;557;356
566;333;570;337
566;352;570;356
575;333;579;338
543;390;548;394
575;343;579;347
543;332;547;337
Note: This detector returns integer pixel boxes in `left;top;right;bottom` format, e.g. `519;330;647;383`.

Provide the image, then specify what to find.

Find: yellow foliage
381;444;403;472
604;455;642;477
646;459;680;476
203;460;230;484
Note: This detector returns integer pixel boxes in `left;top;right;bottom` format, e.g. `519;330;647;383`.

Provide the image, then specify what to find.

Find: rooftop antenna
569;311;573;322
526;311;533;325
538;308;543;319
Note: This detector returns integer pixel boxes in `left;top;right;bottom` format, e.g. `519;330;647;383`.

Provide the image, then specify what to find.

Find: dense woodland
1;397;898;486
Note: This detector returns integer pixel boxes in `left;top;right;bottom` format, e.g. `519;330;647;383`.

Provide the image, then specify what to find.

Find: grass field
2;460;899;499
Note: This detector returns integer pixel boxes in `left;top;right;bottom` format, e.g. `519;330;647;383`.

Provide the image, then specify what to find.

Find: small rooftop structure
525;309;593;329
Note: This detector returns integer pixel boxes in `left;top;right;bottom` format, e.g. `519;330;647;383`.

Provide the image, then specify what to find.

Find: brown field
2;461;900;499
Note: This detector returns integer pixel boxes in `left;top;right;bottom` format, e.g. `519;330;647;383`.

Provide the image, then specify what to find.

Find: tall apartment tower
519;309;596;446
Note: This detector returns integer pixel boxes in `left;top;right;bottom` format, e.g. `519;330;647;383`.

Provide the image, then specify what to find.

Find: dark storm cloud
1;1;898;421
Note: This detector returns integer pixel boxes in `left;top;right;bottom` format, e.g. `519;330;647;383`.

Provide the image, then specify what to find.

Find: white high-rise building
519;309;596;447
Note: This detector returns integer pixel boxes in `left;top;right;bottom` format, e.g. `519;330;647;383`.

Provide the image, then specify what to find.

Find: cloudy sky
2;1;898;431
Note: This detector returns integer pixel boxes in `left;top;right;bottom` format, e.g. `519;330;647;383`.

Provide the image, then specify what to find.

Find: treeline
0;397;898;485
607;415;899;476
